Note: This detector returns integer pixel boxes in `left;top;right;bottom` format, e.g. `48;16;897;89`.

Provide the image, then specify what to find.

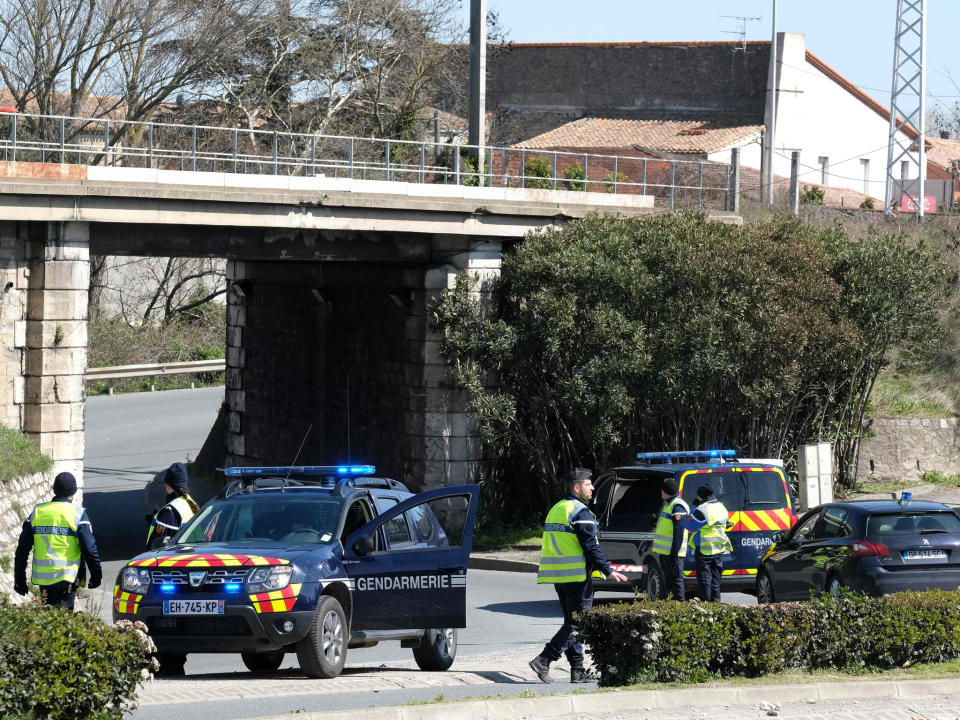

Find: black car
756;499;960;602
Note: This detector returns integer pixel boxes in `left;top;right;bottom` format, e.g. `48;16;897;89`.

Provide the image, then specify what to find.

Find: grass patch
867;370;956;418
921;470;960;487
0;427;52;484
472;524;541;552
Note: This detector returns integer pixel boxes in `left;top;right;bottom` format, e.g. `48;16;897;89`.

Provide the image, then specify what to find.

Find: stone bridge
0;161;680;493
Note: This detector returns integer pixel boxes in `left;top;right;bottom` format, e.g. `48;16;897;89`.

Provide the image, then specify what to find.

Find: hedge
580;590;960;686
0;601;156;719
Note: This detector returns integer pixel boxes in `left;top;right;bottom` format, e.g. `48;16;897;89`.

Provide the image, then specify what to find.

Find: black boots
528;654;554;683
570;665;598;683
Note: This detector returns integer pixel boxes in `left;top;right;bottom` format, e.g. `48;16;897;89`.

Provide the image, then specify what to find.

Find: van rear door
729;468;796;577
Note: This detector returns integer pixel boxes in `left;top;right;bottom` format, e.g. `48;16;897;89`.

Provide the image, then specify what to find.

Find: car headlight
121;567;151;594
247;566;293;594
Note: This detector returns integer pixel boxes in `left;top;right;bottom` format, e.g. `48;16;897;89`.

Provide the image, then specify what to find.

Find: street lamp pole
468;0;487;178
765;0;777;204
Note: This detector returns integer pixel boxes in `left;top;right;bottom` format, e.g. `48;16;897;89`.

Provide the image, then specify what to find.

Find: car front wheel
756;570;776;604
645;562;664;600
413;628;457;671
242;649;285;674
296;595;347;678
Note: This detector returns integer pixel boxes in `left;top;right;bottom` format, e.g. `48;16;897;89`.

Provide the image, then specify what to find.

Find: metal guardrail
87;359;225;394
0;111;734;209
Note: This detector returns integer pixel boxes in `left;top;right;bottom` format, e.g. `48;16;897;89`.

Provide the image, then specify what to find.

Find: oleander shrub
0;601;156;719
580;590;960;686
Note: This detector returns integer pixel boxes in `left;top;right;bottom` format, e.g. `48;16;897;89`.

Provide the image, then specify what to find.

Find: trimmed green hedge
580;591;960;686
0;601;156;719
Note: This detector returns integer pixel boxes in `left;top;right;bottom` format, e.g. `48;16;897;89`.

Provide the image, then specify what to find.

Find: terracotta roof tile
925;137;960;170
514;112;763;155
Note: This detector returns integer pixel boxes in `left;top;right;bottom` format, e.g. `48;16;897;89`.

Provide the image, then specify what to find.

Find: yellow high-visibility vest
146;495;196;544
537;498;588;584
30;501;83;585
652;496;689;557
697;499;733;556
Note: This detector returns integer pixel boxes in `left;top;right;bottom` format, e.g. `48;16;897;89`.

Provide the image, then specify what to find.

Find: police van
590;450;798;598
113;466;477;678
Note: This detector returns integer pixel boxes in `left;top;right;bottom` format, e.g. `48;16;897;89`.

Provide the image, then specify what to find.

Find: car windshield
177;496;344;544
866;512;960;537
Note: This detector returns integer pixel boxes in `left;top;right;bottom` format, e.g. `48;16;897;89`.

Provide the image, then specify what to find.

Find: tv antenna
720;15;761;53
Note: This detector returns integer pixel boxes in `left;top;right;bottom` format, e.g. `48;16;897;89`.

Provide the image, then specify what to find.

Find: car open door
344;484;478;632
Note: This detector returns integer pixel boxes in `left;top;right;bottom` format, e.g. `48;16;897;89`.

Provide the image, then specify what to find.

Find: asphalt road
81;387;755;719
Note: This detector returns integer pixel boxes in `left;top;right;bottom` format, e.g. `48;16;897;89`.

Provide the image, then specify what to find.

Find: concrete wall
858;417;960;484
0;222;27;430
224;242;499;490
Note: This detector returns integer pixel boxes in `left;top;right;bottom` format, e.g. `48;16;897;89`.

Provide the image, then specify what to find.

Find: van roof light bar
224;465;376;477
635;450;737;465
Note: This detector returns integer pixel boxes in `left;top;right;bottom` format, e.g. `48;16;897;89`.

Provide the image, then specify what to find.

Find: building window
861;159;870;195
818;156;829;185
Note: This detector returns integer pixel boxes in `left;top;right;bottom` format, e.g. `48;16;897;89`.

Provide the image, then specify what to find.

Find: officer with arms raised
14;472;102;609
684;485;733;602
529;468;627;684
652;477;689;600
146;462;199;549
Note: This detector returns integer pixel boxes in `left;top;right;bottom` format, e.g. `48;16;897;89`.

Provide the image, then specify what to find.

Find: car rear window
680;472;743;512
743;471;789;510
867;512;960;536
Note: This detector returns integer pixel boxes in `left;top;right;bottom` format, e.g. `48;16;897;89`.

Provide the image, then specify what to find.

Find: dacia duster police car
589;450;798;598
112;466;478;678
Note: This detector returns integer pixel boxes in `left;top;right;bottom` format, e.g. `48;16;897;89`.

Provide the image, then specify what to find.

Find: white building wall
769;32;913;201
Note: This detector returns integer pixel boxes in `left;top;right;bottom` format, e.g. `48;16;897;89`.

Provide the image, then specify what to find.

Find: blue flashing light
901;491;912;502
636;450;738;464
160;584;176;594
224;464;375;477
224;583;242;593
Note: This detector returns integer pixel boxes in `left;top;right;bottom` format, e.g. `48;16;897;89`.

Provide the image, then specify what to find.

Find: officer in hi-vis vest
14;472;102;609
652;477;689;600
529;468;627;684
685;485;733;602
146;463;199;549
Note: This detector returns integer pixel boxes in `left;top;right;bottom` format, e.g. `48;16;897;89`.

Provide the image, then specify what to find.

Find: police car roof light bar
635;450;737;465
224;465;376;477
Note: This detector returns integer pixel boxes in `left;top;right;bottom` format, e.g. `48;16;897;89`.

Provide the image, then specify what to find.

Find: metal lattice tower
885;0;926;218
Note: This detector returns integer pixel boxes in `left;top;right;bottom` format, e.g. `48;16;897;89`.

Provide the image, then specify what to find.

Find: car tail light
851;541;890;558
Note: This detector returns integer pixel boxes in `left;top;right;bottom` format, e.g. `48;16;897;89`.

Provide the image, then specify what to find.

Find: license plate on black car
163;599;225;615
903;549;947;560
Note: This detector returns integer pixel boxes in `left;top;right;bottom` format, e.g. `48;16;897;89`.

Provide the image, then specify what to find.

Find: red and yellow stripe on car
113;584;142;614
249;583;302;613
684;568;758;577
728;509;795;531
130;554;290;568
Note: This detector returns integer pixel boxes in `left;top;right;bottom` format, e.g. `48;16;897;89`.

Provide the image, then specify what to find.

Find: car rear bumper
115;604;315;653
857;566;960;595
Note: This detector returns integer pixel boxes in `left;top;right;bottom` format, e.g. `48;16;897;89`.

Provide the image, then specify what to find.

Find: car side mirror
771;531;784;543
161;535;172;546
353;533;375;555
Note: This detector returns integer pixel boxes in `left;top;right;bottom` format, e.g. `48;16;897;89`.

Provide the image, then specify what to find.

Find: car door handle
439;564;465;572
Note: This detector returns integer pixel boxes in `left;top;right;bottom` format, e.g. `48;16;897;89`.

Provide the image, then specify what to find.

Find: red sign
900;194;937;213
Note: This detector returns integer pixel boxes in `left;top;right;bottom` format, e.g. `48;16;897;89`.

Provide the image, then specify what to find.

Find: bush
0;602;155;719
580;590;960;686
0;427;52;484
860;197;875;210
522;157;553;189
800;184;825;205
562;163;585;191
604;171;629;192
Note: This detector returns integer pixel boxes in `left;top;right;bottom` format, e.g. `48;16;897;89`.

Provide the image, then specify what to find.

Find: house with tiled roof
471;34;919;204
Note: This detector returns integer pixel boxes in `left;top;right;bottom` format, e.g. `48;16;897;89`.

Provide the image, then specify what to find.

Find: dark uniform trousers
543;579;593;666
658;554;685;600
40;581;77;609
695;552;723;602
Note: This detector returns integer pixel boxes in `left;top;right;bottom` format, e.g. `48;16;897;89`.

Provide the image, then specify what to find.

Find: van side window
606;478;663;532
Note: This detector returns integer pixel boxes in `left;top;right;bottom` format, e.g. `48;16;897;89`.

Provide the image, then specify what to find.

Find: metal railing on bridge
0;111;735;210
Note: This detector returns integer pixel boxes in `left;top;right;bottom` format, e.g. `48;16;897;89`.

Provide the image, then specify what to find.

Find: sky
461;0;960;124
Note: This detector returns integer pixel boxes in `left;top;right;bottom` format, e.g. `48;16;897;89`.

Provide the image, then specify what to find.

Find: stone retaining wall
858;417;960;483
0;471;53;603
